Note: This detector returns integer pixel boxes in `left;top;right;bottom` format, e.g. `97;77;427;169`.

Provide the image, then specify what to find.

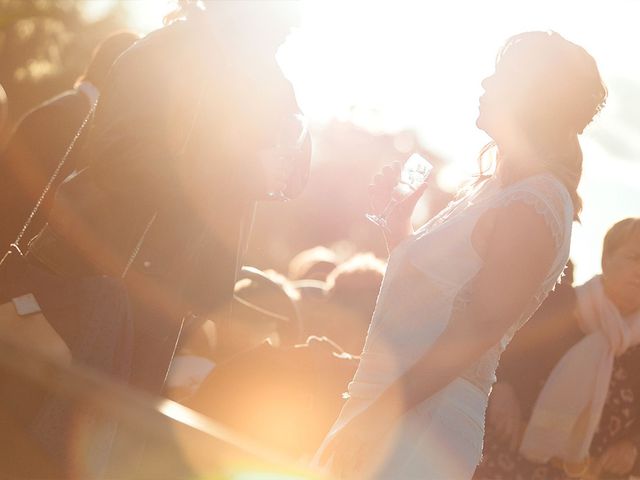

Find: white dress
314;173;574;479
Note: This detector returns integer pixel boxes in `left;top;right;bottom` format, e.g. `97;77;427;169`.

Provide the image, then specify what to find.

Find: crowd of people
0;1;638;479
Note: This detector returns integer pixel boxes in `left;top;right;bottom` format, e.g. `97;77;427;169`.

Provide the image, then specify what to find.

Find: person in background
288;245;339;282
0;33;140;480
313;252;386;354
0;31;139;251
166;266;300;401
186;267;358;460
475;218;640;480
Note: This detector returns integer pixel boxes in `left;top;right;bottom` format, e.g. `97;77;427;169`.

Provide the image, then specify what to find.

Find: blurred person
166;266;299;401
475;218;640;480
216;266;303;359
309;252;386;355
288;245;339;281
0;31;140;251
292;276;330;340
186;266;358;459
315;31;607;479
481;260;577;454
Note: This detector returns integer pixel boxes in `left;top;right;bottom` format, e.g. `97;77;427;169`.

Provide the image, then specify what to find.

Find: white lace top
348;172;574;399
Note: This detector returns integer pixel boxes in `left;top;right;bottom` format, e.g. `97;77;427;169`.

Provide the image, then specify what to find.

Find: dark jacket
28;15;309;322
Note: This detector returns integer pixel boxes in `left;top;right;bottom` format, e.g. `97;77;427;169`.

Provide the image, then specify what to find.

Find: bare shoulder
473;189;557;266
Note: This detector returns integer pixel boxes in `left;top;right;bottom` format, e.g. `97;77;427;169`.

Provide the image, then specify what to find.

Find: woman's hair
477;31;607;220
602;218;640;265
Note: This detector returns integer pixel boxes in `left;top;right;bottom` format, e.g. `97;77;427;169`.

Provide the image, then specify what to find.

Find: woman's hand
487;382;524;451
318;407;393;478
592;439;638;477
368;161;428;250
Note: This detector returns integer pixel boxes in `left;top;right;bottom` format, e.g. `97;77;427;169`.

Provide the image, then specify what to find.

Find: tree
0;0;130;143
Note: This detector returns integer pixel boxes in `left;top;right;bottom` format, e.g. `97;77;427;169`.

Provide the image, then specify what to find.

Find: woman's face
477;39;565;144
476;49;532;140
602;235;640;315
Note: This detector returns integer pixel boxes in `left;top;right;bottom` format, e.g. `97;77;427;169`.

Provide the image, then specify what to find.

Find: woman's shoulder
504;172;570;201
485;172;573;253
495;173;573;221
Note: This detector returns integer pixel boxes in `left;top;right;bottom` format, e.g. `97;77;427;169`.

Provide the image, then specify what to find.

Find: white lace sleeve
490;173;574;286
457;174;574;391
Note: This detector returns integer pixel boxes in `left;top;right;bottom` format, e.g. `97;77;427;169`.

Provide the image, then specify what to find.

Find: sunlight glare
125;0;174;33
279;0;640;284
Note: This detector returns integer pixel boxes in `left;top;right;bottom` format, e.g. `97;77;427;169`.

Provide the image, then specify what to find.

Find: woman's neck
494;145;546;186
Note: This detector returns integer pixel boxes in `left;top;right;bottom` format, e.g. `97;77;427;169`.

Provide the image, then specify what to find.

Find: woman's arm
320;199;558;473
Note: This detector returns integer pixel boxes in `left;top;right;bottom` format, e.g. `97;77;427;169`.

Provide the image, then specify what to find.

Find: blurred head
288;245;339;281
214;267;301;358
320;253;386;353
477;31;607;219
326;253;386;313
601;218;640;315
76;30;139;90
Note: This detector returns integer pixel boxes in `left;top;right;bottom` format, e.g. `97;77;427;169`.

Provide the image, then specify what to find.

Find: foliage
0;0;130;141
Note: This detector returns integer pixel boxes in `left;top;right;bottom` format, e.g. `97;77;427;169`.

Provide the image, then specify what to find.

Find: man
26;0;310;394
0;2;309;475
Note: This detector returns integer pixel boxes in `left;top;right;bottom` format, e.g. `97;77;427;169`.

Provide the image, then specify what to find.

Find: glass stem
380;198;400;221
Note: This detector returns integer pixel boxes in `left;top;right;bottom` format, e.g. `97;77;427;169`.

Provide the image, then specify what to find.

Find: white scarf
519;275;640;463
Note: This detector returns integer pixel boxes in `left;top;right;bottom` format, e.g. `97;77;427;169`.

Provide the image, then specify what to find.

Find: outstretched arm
320;198;558;475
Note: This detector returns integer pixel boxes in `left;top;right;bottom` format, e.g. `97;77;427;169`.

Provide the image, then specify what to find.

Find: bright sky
115;0;640;285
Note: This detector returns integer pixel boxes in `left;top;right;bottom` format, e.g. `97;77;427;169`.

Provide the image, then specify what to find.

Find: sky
115;0;640;285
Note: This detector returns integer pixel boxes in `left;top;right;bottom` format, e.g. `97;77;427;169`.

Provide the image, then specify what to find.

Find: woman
475;218;640;480
315;31;607;479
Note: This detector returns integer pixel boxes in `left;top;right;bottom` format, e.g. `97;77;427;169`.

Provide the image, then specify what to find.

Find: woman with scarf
475;217;640;479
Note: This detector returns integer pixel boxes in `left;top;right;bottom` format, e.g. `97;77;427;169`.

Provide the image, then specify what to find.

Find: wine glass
266;113;309;201
366;153;433;231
